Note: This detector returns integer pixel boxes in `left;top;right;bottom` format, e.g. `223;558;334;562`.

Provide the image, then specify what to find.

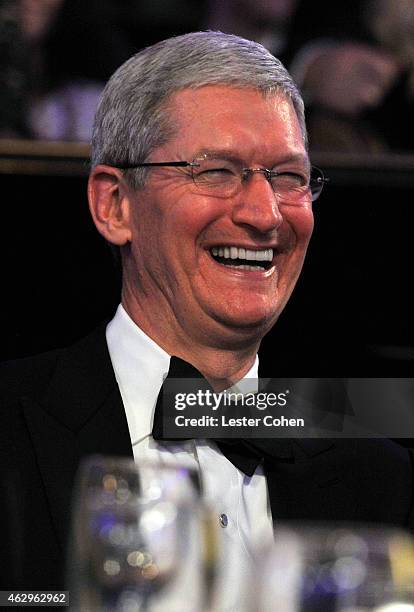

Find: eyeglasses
117;155;329;203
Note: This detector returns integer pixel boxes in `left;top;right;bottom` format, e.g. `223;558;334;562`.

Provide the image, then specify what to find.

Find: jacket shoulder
0;349;62;404
0;324;108;405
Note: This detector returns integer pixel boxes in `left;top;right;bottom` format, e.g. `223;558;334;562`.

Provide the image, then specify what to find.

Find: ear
88;165;132;245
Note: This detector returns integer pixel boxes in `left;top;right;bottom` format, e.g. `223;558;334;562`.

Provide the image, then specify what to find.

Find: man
1;31;413;603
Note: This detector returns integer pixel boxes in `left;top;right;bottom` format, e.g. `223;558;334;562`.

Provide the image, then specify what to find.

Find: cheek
129;205;165;270
283;205;314;246
169;199;226;250
177;197;222;227
132;206;203;278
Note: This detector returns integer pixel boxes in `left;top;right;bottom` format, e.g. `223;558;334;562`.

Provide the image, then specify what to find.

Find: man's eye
195;167;234;182
271;172;308;190
199;167;233;175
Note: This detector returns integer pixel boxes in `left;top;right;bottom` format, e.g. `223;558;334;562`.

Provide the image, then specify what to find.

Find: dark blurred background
1;0;414;374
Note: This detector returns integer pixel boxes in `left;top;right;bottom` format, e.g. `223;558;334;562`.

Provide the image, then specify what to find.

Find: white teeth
245;249;256;261
229;264;265;271
210;246;274;262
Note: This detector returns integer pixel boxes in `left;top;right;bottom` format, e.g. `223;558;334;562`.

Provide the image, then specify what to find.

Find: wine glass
67;455;216;612
256;524;414;612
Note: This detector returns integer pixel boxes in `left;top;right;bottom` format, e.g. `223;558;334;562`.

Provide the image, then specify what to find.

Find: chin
225;295;282;324
215;306;280;338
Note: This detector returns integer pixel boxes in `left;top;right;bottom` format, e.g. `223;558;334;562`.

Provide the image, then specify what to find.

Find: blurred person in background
205;0;299;58
21;0;135;141
206;0;414;153
0;0;122;140
288;0;414;152
1;0;204;141
0;0;31;138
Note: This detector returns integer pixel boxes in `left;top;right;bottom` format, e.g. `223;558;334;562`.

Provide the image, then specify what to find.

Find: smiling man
90;83;314;385
1;31;413;602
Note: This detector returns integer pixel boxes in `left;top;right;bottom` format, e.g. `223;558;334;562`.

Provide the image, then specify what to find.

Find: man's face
123;86;314;349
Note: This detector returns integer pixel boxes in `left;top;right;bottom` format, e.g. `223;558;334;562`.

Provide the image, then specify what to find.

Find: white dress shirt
106;304;273;611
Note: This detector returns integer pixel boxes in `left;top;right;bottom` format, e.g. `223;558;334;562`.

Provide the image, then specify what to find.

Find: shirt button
219;513;228;528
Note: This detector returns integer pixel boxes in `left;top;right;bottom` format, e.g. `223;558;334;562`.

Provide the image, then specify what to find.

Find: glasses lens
190;159;327;202
191;157;239;196
309;167;326;202
270;171;310;204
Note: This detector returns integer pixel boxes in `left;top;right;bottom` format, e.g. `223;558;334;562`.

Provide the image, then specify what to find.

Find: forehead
162;85;306;164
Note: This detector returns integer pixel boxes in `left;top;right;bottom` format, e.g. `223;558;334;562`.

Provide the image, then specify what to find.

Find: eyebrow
194;149;241;164
193;148;310;169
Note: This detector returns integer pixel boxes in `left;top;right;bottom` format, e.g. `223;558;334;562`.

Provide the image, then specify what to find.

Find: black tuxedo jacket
1;326;414;590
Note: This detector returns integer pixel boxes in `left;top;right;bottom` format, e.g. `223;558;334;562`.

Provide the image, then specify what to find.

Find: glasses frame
116;159;329;202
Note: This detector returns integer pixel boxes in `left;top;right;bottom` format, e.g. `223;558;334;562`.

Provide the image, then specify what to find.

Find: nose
231;172;283;234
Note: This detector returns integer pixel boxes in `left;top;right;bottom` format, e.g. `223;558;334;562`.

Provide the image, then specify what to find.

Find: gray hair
91;31;307;189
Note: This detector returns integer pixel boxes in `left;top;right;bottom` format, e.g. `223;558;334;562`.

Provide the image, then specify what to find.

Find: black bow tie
152;356;293;476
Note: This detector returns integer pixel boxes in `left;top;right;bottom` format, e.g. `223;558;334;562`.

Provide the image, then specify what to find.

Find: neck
121;297;260;390
180;346;258;392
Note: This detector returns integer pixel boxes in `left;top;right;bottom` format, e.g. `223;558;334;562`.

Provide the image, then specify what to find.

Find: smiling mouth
210;246;274;271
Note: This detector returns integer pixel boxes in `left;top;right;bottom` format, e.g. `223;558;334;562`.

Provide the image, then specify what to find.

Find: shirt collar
106;304;259;445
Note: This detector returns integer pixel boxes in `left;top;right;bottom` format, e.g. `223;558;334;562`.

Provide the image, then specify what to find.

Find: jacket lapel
21;325;133;553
